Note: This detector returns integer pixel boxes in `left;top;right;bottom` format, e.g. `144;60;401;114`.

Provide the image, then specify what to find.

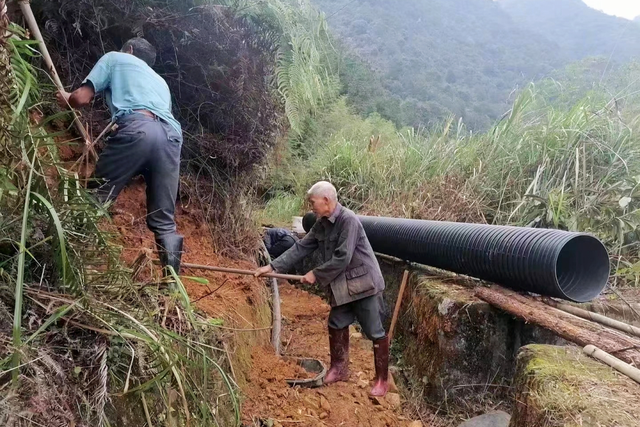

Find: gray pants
94;113;182;238
328;292;386;340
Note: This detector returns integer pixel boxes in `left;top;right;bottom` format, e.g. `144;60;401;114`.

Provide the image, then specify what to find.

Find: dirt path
241;282;418;427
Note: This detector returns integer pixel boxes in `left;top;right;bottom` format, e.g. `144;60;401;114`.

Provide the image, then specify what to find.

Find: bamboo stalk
546;299;640;339
174;261;305;281
388;269;409;342
18;0;92;146
270;276;282;354
583;345;640;384
260;242;282;356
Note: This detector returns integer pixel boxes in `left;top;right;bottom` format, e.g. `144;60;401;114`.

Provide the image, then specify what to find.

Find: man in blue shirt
58;38;184;275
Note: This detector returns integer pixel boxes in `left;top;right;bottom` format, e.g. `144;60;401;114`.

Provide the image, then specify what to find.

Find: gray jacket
271;203;385;307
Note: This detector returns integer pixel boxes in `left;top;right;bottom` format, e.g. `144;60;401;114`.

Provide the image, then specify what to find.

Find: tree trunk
475;285;640;367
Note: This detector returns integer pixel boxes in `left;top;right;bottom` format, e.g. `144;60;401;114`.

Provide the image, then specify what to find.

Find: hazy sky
582;0;640;19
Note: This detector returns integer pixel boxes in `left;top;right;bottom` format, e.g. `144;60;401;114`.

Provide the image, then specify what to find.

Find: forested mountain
499;0;640;62
312;0;640;130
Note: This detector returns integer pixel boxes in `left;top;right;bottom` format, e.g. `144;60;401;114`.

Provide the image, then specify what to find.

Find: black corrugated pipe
358;216;610;302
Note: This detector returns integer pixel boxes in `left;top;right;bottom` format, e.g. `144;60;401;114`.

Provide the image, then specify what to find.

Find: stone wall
378;257;565;410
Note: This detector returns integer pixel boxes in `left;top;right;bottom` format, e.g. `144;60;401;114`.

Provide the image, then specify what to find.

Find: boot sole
369;389;388;397
323;374;349;385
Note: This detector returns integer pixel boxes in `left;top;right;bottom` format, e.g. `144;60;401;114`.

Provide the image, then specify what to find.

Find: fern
252;0;340;136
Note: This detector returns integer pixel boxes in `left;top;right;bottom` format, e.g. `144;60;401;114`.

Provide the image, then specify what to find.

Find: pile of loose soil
249;346;317;382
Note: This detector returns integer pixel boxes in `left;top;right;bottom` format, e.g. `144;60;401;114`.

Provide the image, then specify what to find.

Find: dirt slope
111;180;421;427
110;179;269;327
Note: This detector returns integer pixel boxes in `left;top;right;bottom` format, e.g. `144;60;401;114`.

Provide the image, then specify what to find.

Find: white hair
307;181;337;201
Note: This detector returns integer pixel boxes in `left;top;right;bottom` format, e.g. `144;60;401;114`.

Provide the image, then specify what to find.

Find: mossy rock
511;344;640;427
397;272;516;406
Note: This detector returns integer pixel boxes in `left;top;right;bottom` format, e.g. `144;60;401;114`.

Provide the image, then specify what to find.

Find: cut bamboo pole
388;269;409;342
583;345;640;384
270;275;281;355
546;299;640;339
18;1;92;146
260;242;282;356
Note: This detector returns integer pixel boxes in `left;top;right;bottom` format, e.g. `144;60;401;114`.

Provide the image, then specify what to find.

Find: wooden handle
19;1;92;145
388;269;410;342
154;260;305;281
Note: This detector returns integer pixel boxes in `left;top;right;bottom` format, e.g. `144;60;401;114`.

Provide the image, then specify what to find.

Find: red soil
241;282;417;427
111;179;421;427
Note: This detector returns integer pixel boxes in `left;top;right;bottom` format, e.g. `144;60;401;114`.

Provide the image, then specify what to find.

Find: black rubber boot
155;234;184;276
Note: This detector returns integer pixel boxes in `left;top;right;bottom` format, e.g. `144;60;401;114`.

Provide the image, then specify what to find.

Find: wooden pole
177;261;305;282
584;345;640;384
475;285;640;366
388;269;409;342
546;299;640;339
18;0;92;146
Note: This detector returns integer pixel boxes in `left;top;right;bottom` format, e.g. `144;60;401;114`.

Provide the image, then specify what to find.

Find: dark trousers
268;235;297;259
328;292;386;340
94;113;182;238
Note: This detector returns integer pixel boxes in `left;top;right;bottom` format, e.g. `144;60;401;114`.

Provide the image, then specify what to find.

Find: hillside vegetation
500;0;640;62
2;0;640;424
311;0;640;130
263;4;640;285
0;1;332;425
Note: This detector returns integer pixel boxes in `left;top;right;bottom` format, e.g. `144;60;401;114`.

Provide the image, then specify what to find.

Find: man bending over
255;181;390;397
58;37;183;274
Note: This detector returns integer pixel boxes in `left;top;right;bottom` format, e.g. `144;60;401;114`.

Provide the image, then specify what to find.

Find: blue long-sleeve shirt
83;51;181;135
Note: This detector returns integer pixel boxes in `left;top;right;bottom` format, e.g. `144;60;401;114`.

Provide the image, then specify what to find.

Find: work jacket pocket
345;265;375;296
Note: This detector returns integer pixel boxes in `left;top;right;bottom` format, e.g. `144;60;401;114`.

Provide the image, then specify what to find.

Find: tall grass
266;86;640;283
260;191;304;226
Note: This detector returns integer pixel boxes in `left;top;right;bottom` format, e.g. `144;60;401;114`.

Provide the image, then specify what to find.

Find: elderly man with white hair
255;181;389;397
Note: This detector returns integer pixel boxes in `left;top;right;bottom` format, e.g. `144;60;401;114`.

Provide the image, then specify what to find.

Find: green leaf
180;276;209;285
12;148;37;384
32;192;73;289
24;303;75;345
34;110;74;128
11;75;31;121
